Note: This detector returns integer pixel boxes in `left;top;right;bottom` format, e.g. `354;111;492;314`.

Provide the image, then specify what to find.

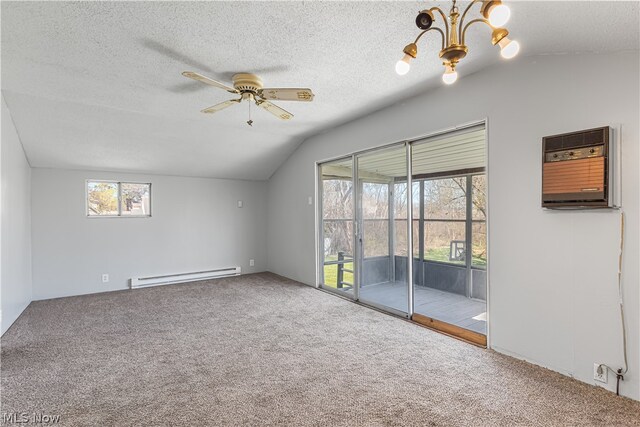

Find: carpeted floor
1;273;639;426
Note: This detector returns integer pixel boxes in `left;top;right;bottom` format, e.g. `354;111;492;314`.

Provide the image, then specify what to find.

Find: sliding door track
411;313;487;347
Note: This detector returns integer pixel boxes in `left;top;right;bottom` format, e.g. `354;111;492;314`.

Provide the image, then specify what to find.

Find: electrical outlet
102;274;109;283
308;196;313;206
249;259;255;267
237;200;243;208
594;363;608;383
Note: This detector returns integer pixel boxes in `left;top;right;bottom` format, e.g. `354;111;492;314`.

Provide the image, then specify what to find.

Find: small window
87;181;151;217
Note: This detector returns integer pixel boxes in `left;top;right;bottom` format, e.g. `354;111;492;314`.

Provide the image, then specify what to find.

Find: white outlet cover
102;274;109;283
237;200;243;208
249;259;255;267
308;196;313;205
593;363;608;383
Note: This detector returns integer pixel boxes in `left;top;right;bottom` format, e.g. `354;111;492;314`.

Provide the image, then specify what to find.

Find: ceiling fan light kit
182;71;314;124
396;0;520;84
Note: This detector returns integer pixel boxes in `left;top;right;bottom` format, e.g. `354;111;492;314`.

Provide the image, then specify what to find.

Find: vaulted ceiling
2;1;638;180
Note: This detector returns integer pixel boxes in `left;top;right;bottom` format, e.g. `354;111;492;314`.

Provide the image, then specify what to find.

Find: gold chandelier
396;0;520;84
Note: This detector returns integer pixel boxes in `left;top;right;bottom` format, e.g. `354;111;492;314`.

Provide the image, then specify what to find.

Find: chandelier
396;0;520;84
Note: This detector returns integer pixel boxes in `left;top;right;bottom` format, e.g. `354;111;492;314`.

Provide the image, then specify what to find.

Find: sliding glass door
317;122;488;345
411;125;487;345
355;145;409;314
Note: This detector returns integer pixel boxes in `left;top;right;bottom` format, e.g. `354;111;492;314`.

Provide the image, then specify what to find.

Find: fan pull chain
247;97;253;127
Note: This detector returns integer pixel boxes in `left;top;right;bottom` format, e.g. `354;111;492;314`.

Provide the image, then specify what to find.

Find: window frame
86;180;152;218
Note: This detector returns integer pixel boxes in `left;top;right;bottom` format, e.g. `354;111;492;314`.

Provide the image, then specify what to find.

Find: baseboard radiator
130;267;241;289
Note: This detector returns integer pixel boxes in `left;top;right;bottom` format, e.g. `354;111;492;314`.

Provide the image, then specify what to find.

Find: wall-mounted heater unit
130;267;241;289
542;126;617;209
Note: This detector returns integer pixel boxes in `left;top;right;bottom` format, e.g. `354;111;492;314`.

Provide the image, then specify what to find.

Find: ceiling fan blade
256;100;294;120
201;99;241;114
260;88;314;102
182;71;238;93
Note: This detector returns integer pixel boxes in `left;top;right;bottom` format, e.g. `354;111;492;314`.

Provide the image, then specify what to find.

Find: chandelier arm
414;27;446;51
413;30;428;44
461;18;492;45
428;7;450;43
459;0;483;33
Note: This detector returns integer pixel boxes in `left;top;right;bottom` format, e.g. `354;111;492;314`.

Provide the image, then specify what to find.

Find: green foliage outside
88;182;118;215
323;256;354;289
425;247;486;267
121;183;150;214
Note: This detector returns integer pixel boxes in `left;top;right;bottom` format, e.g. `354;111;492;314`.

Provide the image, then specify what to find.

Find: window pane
323;220;353;261
394;219;407;256
424;177;467;220
394;183;407;219
121;183;151;216
393;182;420;220
322;260;354;288
413;219;419;258
323;179;353;219
87;182;118;216
424;221;466;265
412;181;420;219
362;182;389;258
323;220;354;288
362;183;388;219
363;219;388;257
472;175;487;220
395;220;420;257
472;222;487;268
321;160;354;290
322;174;353;264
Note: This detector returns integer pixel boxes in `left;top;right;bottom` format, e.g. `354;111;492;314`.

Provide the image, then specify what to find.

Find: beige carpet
1;273;639;426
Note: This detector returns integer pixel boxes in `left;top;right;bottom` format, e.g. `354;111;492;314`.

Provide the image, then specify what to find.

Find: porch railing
324;251;354;289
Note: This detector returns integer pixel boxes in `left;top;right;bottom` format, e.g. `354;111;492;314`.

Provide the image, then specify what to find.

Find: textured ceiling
2;1;638;180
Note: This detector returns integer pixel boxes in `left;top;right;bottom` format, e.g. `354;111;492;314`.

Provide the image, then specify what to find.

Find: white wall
31;169;267;300
1;94;33;335
266;51;640;400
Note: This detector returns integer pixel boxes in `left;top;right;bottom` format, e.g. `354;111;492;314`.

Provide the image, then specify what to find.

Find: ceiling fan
182;71;314;125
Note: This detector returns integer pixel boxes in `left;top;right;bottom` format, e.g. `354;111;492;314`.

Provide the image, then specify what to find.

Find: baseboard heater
130;267;241;289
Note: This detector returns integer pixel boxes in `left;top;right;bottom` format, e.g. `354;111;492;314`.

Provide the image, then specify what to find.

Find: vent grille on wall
542;126;616;209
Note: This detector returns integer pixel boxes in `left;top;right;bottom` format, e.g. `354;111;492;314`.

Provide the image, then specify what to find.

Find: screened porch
320;125;487;336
